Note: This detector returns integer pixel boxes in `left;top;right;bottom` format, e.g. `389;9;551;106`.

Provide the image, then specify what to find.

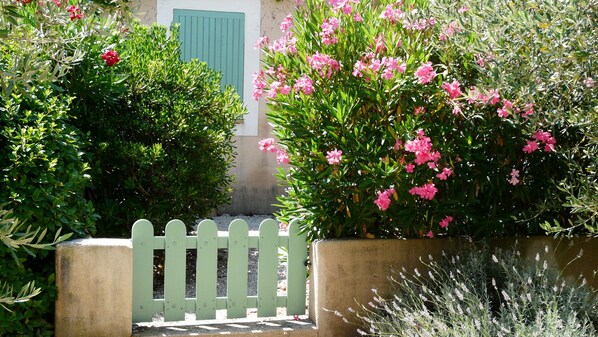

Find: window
158;0;260;136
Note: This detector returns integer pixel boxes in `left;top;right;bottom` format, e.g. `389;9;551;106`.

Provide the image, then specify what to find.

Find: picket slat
257;219;279;317
287;219;308;315
227;219;249;318
132;219;155;323
195;220;218;319
164;220;187;321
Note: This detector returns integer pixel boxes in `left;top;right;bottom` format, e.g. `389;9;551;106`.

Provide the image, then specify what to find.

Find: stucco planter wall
308;236;598;337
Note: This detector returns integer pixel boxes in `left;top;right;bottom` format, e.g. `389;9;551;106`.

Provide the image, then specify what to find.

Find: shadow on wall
219;185;284;215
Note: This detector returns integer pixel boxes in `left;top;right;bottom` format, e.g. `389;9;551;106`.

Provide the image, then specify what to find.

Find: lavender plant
356;245;598;336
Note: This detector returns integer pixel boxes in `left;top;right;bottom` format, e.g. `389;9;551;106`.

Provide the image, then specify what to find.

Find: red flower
101;50;120;67
67;5;83;21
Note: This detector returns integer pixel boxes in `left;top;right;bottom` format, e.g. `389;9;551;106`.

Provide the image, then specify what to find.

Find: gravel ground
151;214;296;321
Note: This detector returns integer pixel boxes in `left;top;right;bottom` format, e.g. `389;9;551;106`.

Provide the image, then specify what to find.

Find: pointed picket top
196;219;218;319
132;219;155;323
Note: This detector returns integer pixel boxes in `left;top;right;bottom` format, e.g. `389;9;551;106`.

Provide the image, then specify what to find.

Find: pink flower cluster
329;0;359;14
252;71;267;101
307;53;340;79
326;149;343;165
439;21;461;41
441;80;462;99
320;17;340;45
409;183;438;200
380;4;403;23
269;33;298;55
259;138;289;164
280;14;293;32
523;130;556;153
254;36;270;49
353;54;406;81
509;169;520;185
374;187;395;211
439;215;453;228
404;130;441;166
403;17;436;31
414;62;437;84
436;167;453;180
293;74;315;95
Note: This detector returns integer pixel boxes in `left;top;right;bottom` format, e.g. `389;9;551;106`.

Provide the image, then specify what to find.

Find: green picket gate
131;218;308;323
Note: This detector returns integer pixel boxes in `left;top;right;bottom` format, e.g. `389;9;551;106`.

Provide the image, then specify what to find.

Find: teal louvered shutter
173;9;245;99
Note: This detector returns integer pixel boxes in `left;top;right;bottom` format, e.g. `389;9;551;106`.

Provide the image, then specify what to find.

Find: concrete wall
309;236;598;337
55;239;132;337
129;0;296;215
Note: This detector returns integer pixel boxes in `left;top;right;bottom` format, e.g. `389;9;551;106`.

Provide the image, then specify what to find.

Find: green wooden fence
131;218;308;323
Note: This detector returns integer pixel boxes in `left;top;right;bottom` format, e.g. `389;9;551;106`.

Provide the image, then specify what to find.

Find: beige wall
130;0;296;215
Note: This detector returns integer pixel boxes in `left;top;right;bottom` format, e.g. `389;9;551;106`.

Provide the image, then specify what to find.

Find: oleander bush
355;245;598;336
255;0;597;239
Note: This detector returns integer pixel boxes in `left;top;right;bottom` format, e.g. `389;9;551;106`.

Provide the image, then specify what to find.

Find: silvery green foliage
356;245;598;336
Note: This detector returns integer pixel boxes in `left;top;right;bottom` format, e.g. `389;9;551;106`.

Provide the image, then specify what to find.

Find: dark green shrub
356;245;598;336
64;22;245;236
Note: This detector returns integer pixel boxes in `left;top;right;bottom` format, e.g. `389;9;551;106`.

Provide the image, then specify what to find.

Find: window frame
157;0;261;136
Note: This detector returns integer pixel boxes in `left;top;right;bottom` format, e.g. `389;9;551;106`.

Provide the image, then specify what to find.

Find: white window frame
157;0;261;136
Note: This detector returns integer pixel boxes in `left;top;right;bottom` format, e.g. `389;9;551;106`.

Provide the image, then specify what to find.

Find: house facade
132;0;295;214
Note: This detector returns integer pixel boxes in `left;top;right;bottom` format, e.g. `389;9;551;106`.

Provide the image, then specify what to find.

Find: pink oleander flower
532;130;556;152
458;6;470;13
101;50;119;67
452;102;462;115
321;17;340;45
374;190;391;211
269;34;298;55
276;149;290;164
259;138;277;153
414;62;436;84
405;131;440;166
436;167;453;180
409;183;438;200
280;14;293;32
394;139;403;151
353;13;363;22
52;0;62;6
414;106;426;115
488;89;500;105
439;215;453;229
522;103;534;117
307;53;340;79
266;81;291;99
584;77;595;88
254;36;270;49
426;231;434;238
326;149;343;165
405;163;415;173
380;4;403;23
67;5;83;20
509;169;520;185
352;60;367;78
294;74;314;95
441;80;462;99
497;107;509;118
252;71;266;100
522;140;539;153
